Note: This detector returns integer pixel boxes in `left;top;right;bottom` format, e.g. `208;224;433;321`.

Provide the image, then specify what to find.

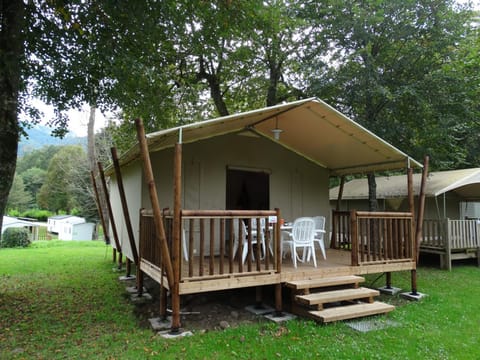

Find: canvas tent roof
329;168;480;200
114;98;421;176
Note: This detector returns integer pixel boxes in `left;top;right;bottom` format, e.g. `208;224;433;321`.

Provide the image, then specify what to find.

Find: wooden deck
140;248;415;295
421;219;480;270
136;209;417;330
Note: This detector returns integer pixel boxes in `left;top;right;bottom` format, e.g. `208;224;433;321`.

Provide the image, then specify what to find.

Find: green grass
1;242;479;359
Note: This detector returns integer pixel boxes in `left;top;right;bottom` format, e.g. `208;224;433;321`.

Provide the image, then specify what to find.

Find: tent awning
330;168;480;200
112;98;421;176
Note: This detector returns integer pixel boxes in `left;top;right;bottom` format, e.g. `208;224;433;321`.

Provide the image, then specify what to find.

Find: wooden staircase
285;275;394;323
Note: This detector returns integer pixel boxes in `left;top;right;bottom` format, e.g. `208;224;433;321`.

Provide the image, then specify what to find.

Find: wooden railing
330;211;351;250
332;210;415;266
139;209;282;281
421;219;480;251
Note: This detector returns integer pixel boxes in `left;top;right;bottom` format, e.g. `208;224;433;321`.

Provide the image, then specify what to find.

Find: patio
138;209;416;296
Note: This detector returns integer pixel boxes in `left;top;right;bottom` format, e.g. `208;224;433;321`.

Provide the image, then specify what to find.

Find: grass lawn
1;241;479;359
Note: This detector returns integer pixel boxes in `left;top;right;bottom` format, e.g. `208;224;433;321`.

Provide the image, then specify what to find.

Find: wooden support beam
171;142;182;332
416;156;429;262
386;272;392;289
350;210;358;266
407;168;415;220
111;147;139;265
256;286;263;307
136;267;144;297
134;118;174;288
407;167;415;260
275;283;283;316
126;258;132;277
411;156;429;295
275;208;282;274
98;161;122;268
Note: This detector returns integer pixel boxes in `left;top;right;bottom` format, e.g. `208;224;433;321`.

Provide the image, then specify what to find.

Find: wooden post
111;147;139;265
407;166;417;295
159;284;168;320
118;252;123;269
134;119;174;290
410;269;417;295
137;208;147;285
411;156;429;296
90;171;110;246
126;258;132;277
274;208;283;316
274;283;283;316
350;210;358;266
98;161;122;269
170;142;182;333
255;286;263;308
445;219;452;271
275;208;282;274
137;268;144;297
407;167;415;227
415;156;429;262
386;272;392;289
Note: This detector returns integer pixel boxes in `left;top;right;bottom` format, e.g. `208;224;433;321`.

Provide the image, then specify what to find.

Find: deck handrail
139;208;282;281
421;218;480;250
332;210;415;266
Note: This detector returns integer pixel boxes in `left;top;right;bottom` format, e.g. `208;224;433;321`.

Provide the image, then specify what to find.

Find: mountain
18;125;86;156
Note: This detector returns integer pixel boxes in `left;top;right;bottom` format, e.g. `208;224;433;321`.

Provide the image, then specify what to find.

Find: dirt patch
128;277;280;332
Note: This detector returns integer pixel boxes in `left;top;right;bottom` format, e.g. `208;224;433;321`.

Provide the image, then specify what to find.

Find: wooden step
296;287;379;308
285;275;365;290
310;301;395;323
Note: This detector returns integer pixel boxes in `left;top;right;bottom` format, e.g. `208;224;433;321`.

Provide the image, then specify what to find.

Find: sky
64;105;112;137
30;98;112;137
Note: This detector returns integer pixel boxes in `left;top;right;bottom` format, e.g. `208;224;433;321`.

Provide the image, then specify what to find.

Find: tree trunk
87;104;109;241
0;0;24;233
367;173;378;211
266;62;280;107
207;75;229;116
197;57;229;117
87;105;96;171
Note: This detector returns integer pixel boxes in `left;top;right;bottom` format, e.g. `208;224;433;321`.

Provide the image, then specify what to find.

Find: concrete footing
378;286;402;296
245;304;275;315
400;291;427;301
119;275;136;281
158;330;193;339
149;317;172;331
264;312;296;323
125;286;147;294
130;292;152;303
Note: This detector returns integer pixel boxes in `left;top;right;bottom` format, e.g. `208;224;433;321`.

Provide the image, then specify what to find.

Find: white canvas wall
109;161;142;260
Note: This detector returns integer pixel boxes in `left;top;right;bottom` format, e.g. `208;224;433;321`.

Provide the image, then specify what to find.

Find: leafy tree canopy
1;0;479;231
301;0;479;170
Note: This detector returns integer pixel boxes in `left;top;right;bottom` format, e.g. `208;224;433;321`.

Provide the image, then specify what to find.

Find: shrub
20;209;53;222
1;228;31;248
7;209;21;217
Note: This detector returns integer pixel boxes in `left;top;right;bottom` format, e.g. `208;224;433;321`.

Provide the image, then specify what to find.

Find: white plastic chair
232;219;266;264
182;228;189;261
282;217;317;268
251;218;272;258
312;216;326;260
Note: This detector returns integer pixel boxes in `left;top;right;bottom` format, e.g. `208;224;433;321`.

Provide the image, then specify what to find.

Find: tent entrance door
226;168;269;211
